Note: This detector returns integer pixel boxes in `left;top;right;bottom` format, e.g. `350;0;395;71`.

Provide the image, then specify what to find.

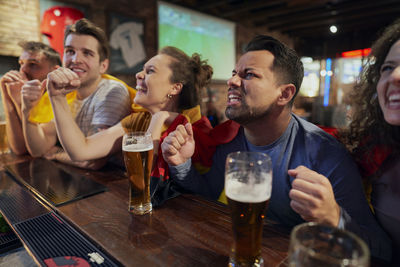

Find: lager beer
123;132;154;215
0;121;9;154
226;174;272;267
225;152;272;267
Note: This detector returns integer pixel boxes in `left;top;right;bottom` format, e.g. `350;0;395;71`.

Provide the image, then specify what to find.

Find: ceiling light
330;25;338;33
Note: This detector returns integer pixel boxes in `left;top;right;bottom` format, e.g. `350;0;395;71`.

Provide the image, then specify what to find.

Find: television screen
158;1;236;81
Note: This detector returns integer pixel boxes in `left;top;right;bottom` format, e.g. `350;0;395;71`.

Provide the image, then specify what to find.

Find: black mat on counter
0;171;119;266
14;212;119;267
0;231;21;254
5;158;107;207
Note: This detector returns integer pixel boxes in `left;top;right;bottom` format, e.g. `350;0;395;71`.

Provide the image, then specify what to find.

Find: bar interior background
0;0;399;127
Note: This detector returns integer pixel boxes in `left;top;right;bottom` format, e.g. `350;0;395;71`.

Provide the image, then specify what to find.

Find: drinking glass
122;132;154;215
225;151;273;267
288;222;370;267
0;121;9;154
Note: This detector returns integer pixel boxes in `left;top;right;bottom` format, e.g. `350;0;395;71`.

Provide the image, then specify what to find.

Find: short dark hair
245;35;304;104
18;41;61;66
160;46;213;110
64;18;109;62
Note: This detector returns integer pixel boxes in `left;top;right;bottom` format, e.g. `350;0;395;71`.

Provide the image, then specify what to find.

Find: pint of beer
225;151;272;267
0;121;9;154
122;132;154;215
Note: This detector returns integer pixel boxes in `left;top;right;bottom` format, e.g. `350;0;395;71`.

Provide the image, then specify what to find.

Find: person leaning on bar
161;35;392;261
338;18;400;265
20;18;132;170
0;41;61;155
46;45;220;207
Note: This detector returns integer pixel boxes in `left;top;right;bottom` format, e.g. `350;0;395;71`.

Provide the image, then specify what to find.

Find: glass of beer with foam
123;132;154;215
225;151;272;267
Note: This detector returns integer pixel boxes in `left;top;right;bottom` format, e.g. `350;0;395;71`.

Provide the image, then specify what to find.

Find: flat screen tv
158;1;236;81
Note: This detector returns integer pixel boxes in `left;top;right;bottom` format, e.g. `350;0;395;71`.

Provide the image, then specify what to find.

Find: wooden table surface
0;153;290;267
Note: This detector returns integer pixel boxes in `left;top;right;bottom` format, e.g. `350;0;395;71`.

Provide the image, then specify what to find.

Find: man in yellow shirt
0;41;61;155
21;19;132;169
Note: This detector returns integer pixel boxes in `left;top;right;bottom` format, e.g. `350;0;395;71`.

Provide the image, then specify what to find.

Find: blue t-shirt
170;114;391;261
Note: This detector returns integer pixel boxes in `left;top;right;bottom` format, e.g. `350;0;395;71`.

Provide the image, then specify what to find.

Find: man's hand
47;67;80;97
0;70;26;84
21;80;46;114
161;123;195;166
0;70;28;107
43;146;63;161
288;165;340;227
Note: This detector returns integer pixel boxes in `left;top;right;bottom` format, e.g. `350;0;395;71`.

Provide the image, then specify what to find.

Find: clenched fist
21;80;46;113
47;67;80;97
161;123;195;166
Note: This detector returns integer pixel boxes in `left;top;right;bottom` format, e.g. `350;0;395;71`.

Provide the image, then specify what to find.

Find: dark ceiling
162;0;400;58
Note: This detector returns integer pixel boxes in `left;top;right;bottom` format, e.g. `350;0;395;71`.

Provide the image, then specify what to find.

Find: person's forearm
147;112;168;158
50;95;124;161
21;108;54;157
4;103;27;155
1;85;27;155
52;149;107;170
50;95;89;159
170;159;219;199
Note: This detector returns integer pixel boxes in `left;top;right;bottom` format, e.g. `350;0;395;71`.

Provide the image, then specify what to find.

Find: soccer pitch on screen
158;1;236;81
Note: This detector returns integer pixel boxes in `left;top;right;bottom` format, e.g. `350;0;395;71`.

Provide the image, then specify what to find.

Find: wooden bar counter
1;152;390;267
0;153;290;266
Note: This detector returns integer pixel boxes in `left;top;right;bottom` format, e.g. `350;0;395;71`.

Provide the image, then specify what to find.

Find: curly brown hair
338;19;400;162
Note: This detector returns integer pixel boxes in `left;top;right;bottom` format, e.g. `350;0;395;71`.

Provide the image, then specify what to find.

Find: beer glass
0;121;9;154
288;222;370;267
225;151;272;267
123;132;154;215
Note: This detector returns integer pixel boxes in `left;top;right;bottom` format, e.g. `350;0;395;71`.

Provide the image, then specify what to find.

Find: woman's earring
167;94;172;99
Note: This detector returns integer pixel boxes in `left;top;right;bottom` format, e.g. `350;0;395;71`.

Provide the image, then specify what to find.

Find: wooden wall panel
0;0;40;57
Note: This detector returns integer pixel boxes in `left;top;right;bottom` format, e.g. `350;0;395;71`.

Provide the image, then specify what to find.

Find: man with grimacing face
161;35;392;261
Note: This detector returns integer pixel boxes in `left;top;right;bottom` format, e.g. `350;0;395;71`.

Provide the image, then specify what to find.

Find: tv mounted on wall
158;1;236;82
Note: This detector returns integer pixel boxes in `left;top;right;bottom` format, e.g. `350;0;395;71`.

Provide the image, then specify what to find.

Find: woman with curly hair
339;19;400;264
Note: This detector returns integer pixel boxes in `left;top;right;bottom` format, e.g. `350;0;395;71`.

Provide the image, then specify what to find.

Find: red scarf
152;118;241;181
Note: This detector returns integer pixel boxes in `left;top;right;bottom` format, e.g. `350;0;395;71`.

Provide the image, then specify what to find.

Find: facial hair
225;98;274;125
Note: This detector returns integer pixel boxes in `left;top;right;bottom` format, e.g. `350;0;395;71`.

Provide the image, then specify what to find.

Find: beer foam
123;143;153;152
225;173;272;203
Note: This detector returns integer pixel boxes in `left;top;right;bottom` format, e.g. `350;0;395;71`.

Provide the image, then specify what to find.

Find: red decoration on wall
40;6;84;58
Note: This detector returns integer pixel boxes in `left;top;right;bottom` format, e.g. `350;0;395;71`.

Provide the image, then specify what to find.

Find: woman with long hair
339;19;400;264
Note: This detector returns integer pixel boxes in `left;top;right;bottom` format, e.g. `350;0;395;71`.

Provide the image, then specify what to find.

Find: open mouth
136;85;148;94
227;90;242;106
70;67;86;76
387;91;400;108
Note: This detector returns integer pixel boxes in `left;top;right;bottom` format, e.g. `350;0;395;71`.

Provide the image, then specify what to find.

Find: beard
225;99;274;125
